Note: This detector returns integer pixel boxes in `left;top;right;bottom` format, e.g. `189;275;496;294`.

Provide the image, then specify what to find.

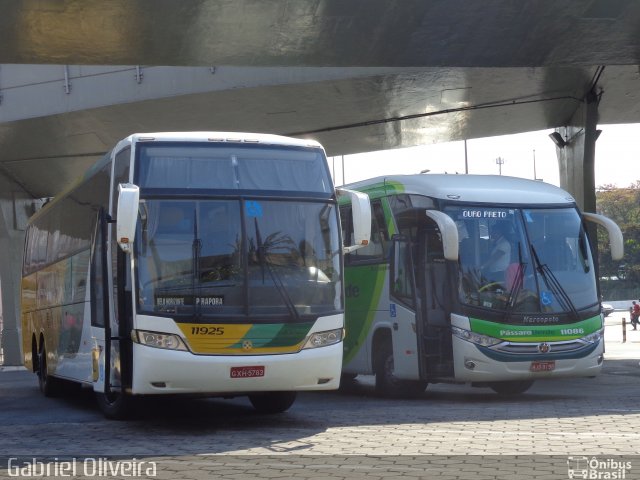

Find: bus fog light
135;330;188;351
464;360;476;370
303;328;343;349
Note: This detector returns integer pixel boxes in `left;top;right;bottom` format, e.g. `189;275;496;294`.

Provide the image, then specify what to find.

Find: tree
596;182;640;296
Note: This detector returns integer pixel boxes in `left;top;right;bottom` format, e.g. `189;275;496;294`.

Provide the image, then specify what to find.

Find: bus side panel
54;251;94;383
21;312;34;371
343;264;388;374
33;267;59;375
53;302;94;383
27;254;92;383
21;154;110;384
20;274;37;369
91;327;106;393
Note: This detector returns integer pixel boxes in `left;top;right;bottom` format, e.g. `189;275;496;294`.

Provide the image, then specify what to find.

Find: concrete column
0;189;30;366
554;92;599;213
554;91;600;274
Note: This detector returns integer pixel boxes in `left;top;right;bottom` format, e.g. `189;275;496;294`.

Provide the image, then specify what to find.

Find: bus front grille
492;339;590;355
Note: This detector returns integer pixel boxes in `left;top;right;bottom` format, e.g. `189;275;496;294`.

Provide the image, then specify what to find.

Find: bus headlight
583;329;604;344
134;330;188;351
451;326;502;347
303;328;344;349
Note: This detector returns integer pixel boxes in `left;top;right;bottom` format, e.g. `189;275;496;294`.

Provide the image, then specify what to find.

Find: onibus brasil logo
567;456;632;479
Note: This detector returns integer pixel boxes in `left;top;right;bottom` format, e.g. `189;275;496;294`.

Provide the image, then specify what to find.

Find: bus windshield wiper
530;245;579;320
578;225;591;273
503;242;526;320
139;201;149;256
192;209;202;318
254;218;300;321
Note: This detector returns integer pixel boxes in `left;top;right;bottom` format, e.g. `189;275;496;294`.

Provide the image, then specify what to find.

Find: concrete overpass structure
2;0;640;364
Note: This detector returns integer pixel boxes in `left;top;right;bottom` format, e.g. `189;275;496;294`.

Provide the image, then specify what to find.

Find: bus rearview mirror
337;188;372;254
582;212;624;260
116;183;140;253
425;210;459;261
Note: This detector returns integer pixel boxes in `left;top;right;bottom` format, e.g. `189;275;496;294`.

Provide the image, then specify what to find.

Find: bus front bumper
451;336;604;382
130;342;343;395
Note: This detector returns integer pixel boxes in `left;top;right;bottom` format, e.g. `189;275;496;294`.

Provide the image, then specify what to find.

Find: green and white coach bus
339;174;622;396
21;132;371;418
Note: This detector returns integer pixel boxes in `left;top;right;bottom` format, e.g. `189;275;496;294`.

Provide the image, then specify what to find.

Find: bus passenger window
391;238;415;308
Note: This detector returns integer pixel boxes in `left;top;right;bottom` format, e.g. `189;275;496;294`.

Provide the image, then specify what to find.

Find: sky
329;123;638;189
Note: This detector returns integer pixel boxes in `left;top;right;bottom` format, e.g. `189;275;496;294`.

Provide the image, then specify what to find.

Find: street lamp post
464;139;469;174
496;157;504;175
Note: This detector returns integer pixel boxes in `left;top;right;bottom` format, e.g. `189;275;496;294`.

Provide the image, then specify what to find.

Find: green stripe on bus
469;315;602;342
229;322;313;349
343;264;387;364
261;322;314;348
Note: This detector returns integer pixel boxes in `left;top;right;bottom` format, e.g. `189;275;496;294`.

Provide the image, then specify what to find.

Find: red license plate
530;361;555;372
230;366;265;378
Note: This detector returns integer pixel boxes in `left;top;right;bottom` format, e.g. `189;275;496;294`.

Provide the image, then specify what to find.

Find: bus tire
95;390;133;420
249;392;297;414
375;340;427;398
37;345;61;397
489;380;534;395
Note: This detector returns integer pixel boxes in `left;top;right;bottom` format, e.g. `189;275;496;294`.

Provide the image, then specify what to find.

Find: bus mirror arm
582;212;624;260
425;210;459;261
116;183;140;253
337;187;372;254
343;244;363;255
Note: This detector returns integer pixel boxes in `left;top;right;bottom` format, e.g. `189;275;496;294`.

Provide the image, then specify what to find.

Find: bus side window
90;213;107;327
390;236;415;309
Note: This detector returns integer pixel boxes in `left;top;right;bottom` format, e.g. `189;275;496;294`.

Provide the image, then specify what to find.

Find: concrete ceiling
1;0;640;198
2;0;639;67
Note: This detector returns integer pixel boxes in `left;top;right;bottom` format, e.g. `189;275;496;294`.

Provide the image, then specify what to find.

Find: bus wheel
249;392;297;414
37;346;61;397
489;380;534;395
375;341;427;398
95;389;133;420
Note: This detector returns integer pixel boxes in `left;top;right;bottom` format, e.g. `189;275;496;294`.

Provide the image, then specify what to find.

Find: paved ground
1;311;640;479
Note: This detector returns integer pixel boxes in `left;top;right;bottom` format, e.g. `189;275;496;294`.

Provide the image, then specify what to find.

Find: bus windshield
135;199;341;320
446;206;598;315
136;143;333;193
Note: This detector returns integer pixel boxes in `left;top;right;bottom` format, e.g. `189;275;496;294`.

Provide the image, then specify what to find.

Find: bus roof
29;132;325;225
345;174;576;206
117;132;323;150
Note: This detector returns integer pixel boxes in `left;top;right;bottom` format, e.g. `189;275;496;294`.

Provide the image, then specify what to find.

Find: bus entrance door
389;235;423;383
417;225;454;379
91;208;130;417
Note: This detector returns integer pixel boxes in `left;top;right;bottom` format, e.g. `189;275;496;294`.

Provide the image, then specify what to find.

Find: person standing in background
631;301;640;330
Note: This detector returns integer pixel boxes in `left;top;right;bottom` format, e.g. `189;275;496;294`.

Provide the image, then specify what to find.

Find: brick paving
0;311;639;479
